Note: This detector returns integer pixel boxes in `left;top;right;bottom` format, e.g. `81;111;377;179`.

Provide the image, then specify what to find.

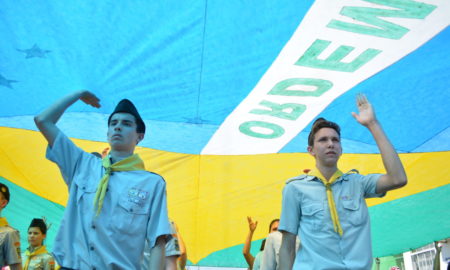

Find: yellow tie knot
24;246;49;269
93;154;146;216
105;166;112;176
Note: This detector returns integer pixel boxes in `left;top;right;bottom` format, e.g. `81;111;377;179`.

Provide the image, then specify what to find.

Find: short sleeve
260;234;276;270
46;131;85;186
165;222;181;257
278;183;301;235
5;230;21;265
360;173;385;198
146;178;171;248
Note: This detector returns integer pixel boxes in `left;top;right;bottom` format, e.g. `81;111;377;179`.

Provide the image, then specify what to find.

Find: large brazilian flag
1;0;449;267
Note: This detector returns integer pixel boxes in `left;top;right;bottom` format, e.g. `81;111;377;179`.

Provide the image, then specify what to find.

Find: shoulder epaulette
147;171;166;182
286;174;313;184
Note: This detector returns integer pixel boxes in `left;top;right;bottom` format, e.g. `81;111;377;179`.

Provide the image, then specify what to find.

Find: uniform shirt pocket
301;203;325;231
341;198;365;226
113;188;150;235
75;181;97;203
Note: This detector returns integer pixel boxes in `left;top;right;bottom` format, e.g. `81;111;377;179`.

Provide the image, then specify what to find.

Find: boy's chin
322;158;339;166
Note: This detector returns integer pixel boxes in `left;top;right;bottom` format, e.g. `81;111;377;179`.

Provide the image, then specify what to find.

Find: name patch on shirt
128;188;148;206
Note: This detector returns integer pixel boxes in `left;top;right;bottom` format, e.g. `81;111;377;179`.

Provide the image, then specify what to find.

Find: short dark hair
29;218;47;235
269;219;280;232
307;118;340;147
260;239;266;251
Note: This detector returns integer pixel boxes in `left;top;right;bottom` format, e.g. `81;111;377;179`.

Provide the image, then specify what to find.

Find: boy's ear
137;133;144;144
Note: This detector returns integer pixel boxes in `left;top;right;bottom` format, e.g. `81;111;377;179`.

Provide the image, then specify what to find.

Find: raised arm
242;216;258;269
351;94;407;194
279;231;296;270
34;90;100;147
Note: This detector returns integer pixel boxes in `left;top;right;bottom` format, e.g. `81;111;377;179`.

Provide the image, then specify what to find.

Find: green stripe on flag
370;184;450;257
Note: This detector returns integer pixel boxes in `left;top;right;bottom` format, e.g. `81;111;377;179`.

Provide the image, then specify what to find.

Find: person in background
22;218;55;270
142;220;188;270
174;222;187;270
261;226;300;270
434;238;450;270
251;240;266;270
243;217;279;270
0;183;22;270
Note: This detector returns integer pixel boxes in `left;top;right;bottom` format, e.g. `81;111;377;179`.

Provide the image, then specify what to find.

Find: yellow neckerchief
24;245;48;269
93;154;145;215
308;168;344;236
0;217;8;227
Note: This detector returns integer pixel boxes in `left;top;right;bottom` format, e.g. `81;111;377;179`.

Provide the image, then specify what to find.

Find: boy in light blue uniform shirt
279;94;408;270
35;90;171;269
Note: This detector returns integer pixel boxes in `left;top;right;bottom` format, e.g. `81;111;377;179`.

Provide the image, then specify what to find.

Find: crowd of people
0;91;446;269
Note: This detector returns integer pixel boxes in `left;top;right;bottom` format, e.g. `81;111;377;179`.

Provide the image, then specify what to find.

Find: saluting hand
351;93;377;127
80;90;101;108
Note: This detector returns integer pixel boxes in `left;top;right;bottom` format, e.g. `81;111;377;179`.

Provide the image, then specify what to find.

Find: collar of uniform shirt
24;245;49;268
0;217;8;227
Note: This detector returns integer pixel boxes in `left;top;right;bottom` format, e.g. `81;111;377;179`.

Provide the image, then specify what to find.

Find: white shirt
260;231;300;270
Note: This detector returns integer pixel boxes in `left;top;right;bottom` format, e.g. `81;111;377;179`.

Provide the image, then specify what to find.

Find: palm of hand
247;216;258;232
353;94;376;126
356;103;375;125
